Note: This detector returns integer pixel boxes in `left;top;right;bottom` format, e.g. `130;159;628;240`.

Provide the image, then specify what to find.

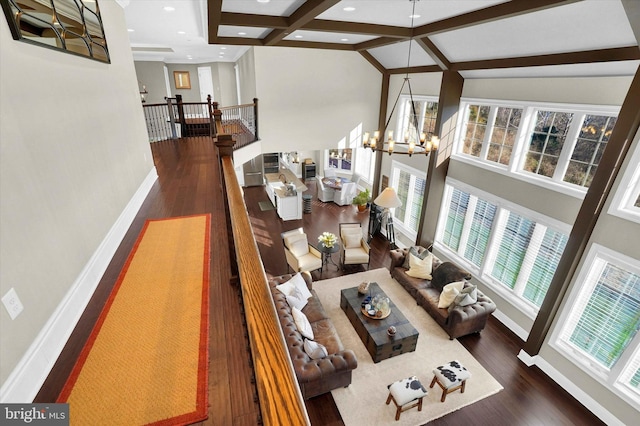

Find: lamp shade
374;187;402;208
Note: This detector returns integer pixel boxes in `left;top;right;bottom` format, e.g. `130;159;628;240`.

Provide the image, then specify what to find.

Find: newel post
215;134;239;279
253;97;259;141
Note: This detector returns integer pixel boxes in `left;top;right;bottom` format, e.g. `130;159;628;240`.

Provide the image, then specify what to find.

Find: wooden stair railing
215;129;310;425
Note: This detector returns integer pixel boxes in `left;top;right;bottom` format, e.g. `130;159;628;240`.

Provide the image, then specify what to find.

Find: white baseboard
491;309;529;342
517;350;624;426
0;168;158;403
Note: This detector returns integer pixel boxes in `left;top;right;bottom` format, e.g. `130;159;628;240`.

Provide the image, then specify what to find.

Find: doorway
197;66;214;103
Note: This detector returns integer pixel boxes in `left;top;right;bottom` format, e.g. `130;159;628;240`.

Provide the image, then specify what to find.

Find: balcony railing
214;113;310;425
142;96;259;146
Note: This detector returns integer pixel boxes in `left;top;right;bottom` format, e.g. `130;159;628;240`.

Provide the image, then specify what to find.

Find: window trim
435;178;571;318
608;139;640;224
395;94;439;143
453;98;620;197
389;160;426;241
550;243;640;409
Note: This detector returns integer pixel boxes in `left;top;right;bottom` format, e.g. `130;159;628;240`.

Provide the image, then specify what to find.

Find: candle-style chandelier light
363;0;439;157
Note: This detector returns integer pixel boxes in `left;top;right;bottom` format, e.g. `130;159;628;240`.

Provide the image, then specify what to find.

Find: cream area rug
314;268;503;426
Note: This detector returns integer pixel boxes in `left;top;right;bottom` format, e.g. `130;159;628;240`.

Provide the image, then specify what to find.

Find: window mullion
513;223;546;297
553;112;584;182
481;207;508;280
458;196;478;257
479;107;498;160
511;106;535;173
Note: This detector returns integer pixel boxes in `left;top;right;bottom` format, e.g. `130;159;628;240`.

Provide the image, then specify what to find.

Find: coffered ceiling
124;0;640;78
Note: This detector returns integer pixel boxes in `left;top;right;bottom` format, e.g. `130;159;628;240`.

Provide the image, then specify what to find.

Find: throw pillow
448;285;478;312
286;294;308;311
343;232;362;249
292;306;314;340
406;251;434;280
303;339;328;360
438;281;465;308
402;246;429;270
289;237;309;257
290;272;312;300
431;262;472;291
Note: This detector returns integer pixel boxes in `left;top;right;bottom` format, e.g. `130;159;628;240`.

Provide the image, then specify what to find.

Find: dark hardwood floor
35;137;603;425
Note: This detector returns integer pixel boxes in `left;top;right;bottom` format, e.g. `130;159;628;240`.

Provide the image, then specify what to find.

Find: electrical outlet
2;288;24;320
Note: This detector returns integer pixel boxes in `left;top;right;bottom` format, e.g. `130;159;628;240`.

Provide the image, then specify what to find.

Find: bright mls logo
1;404;68;425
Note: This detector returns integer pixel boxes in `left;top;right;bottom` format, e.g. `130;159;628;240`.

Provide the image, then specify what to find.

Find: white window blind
522;228;568;306
561;262;640;369
491;212;535;290
437;182;569;311
463;199;496;267
442;188;469;251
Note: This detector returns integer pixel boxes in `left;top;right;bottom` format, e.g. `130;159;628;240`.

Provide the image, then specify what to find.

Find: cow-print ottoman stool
430;360;471;402
385;375;428;421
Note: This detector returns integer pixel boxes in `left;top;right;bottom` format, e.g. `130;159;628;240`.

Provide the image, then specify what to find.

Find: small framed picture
173;71;191;89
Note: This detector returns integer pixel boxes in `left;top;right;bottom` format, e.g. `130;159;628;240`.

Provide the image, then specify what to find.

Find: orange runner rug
58;214;211;425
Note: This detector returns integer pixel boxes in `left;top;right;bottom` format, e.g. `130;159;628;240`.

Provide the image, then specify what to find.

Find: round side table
318;242;340;274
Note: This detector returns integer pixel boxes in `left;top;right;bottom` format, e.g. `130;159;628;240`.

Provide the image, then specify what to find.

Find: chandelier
362;0;439;157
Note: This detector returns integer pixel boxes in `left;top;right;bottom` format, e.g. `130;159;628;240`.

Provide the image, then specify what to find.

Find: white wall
253;47;381;154
0;1;154;390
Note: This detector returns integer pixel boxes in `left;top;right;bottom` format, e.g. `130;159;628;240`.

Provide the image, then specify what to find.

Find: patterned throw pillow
292;307;314;340
303;339;328;359
448;285;478;312
402;246;429;269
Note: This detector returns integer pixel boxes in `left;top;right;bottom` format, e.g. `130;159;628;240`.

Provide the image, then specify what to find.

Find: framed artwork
174;71;191;89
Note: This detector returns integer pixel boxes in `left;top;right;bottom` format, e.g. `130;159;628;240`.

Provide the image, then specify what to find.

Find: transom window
456;100;619;192
462;105;522;166
436;181;569;314
552;245;640;408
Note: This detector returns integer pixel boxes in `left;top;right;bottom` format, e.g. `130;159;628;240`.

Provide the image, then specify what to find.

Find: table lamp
374;187;402;248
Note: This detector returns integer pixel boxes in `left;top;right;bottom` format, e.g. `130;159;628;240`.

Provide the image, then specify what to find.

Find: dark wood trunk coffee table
340;282;418;363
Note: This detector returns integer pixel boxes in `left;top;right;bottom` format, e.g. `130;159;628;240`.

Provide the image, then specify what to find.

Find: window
396;96;439;143
525;110;574;178
390;161;426;237
437;181;569;314
553;245;640;408
609;142;640;224
461;104;523;166
328;148;352;171
456;100;619;192
564;115;616;187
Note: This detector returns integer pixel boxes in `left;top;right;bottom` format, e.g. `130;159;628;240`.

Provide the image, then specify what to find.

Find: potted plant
352;188;371;212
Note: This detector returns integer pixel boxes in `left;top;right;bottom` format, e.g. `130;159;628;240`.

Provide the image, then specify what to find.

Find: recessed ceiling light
127;28;134;32
238;32;247;36
163;6;175;12
257;0;270;3
409;14;420;19
341;38;349;42
343;7;355;12
177;31;186;35
294;35;303;39
221;47;227;50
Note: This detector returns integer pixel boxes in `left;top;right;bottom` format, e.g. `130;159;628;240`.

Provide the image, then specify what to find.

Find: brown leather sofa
268;272;358;399
389;247;497;340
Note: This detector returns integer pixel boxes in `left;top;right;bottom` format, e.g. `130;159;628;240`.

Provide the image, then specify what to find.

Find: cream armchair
281;228;322;273
339;223;370;270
